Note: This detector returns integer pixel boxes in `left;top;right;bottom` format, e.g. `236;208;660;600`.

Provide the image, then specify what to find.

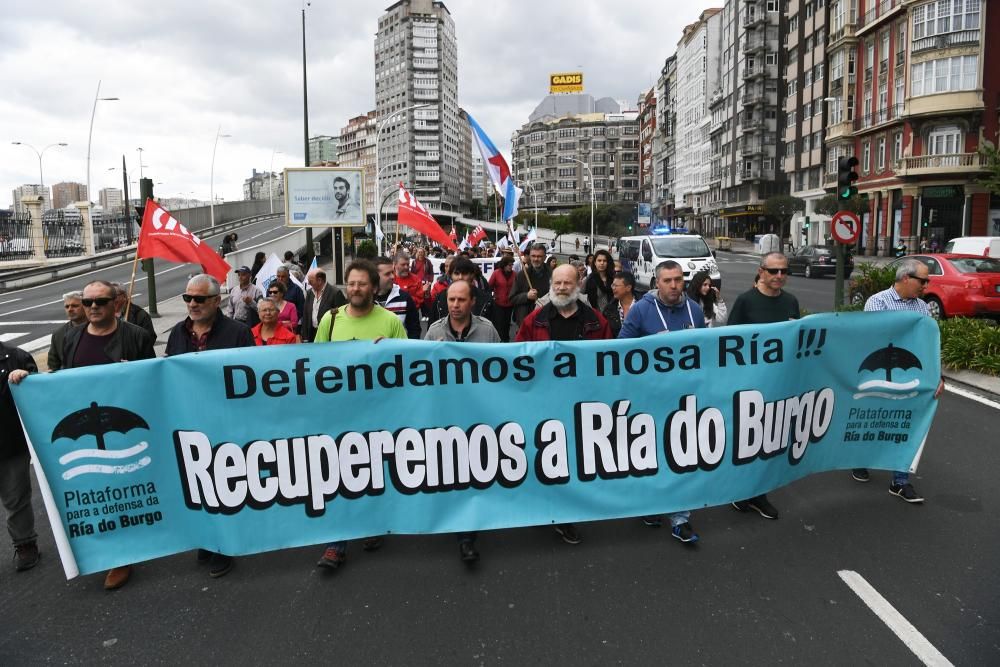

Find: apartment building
337;112;378;214
11;185;51;214
652;55;678;223
51;182;88;210
638;88;657;209
98;187;123;213
308;135;340;165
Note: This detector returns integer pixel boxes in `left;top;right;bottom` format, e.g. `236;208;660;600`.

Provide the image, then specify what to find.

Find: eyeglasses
81;297;113;307
267;290;280;295
908;273;929;285
762;267;789;275
181;293;217;303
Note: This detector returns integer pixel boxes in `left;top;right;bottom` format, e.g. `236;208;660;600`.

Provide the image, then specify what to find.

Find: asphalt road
0;389;995;665
0;215;289;352
716;250;851;315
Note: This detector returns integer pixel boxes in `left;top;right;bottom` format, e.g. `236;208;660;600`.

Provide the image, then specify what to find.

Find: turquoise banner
14;311;940;577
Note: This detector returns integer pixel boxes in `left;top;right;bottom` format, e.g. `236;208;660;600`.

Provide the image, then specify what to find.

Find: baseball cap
234;266;251;273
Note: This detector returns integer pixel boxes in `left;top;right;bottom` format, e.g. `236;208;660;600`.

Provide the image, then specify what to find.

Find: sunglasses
762;267;789;275
181;293;217;303
81;297;114;307
267;290;280;295
908;273;929;285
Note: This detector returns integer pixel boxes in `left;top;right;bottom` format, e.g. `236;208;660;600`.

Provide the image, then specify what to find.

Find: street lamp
375;102;432;254
136;147;145;179
566;157;594;251
269;149;283;214
86;80;119;205
210;125;232;228
11;141;68;186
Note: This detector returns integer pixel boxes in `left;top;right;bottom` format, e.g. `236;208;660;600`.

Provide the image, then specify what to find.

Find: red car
887;253;1000;320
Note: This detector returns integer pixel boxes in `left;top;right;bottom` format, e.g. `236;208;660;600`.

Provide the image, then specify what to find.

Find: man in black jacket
2;343;40;572
509;243;551;325
60;279;155;590
300;267;346;342
165;274;253;578
428;257;494;326
48;290;87;371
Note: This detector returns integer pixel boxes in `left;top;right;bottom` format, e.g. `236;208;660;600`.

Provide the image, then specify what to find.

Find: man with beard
331;176;362;221
516;264;611;546
313;260;406;570
509;243;551;326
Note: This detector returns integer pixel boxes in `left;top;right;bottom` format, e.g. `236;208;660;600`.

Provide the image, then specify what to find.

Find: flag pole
123;248;141;321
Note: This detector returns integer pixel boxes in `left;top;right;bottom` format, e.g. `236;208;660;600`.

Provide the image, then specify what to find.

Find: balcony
415;172;441;182
823;171;838;186
742;89;765;107
742;64;773;80
743;37;766;54
744;12;766;28
912;29;981;55
857;0;903;34
741;143;764;157
827;22;858;48
413;90;439;101
895;152;986;177
743;117;765;132
825;120;853;142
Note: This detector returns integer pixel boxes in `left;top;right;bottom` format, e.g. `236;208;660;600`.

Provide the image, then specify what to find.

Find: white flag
518;228;537;253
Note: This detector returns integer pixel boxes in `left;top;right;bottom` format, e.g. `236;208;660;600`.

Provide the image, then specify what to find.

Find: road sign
831;210;861;245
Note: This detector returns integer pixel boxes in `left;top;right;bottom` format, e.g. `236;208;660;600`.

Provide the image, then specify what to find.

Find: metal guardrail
0;210;33;261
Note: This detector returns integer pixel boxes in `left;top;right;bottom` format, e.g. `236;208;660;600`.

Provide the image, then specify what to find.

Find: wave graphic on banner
853;378;920;400
59;442;152;480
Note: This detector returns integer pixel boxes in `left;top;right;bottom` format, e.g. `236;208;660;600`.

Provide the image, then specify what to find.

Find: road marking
0;298;22;306
0;298;64;317
944;383;1000;411
21;335;52;353
837;570;953;667
0;333;26;342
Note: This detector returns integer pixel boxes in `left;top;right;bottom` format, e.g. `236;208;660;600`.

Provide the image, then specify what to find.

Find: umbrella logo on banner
853;344;922;400
51;402;151;480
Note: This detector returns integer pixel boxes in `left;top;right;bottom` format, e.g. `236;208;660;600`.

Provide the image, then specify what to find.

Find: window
927;125;963;155
893;132;903;162
803;134;812;152
766;53;777;65
877;136;886;170
913;0;981;39
894;73;904;106
878;80;888;121
767;0;778;11
862;141;871;172
831;50;845;80
910;55;978;96
880;30;890;64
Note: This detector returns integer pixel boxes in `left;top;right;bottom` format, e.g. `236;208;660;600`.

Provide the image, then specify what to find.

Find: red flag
397;185;457;250
449;224;458;244
468;225;487;246
137;199;231;282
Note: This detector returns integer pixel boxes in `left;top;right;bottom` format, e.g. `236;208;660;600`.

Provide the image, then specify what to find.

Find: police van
617;232;721;292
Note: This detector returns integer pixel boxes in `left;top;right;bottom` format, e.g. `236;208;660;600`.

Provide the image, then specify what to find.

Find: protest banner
13;312;939;578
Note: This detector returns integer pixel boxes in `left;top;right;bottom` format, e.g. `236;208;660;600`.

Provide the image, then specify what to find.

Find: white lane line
154;264;190;276
21;335;52;353
0;298;63;317
944;383;1000;411
0;298;22;306
837;570;953;667
0;333;26;342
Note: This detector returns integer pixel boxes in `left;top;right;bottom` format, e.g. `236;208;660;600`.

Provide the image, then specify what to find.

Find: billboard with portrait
284;167;366;227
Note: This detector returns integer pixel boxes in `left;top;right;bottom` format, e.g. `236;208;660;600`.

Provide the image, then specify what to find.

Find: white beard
549;287;579;309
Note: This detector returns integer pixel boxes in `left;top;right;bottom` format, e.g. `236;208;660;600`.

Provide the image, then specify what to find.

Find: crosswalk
0;326;56;352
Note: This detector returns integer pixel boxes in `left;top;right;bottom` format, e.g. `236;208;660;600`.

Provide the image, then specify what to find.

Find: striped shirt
864;286;930;316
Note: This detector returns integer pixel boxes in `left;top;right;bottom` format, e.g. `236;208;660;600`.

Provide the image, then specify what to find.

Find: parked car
617;232;721;291
787;244;854;278
885;254;1000;320
943;236;1000;258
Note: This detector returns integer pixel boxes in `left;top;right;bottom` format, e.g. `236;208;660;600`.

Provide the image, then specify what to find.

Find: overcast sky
1;0;710;209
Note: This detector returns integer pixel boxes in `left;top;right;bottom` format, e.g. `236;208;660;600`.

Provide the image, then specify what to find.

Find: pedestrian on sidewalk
2;342;41;573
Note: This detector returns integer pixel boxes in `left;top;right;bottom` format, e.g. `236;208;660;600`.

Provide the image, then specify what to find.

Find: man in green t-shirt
313;260;406;571
727;252;800;522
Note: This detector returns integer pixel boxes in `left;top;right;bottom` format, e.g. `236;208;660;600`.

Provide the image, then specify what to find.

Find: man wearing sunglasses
852;259;944;502
727;252;801;522
59;279;155;590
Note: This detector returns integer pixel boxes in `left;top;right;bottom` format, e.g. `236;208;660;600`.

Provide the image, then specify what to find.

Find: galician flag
465;111;523;222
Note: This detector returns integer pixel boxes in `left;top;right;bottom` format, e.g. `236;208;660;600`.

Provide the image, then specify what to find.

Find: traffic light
803;216;810;229
837;156;859;200
627;223;633;232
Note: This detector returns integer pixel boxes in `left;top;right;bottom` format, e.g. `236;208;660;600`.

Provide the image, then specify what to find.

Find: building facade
51;182;88;210
308;135;340;165
98;187;123;213
11;185;51;214
510;108;641;216
337;112;378;214
242;169;283;201
374;0;461;211
638;87;657;211
653;55;678;223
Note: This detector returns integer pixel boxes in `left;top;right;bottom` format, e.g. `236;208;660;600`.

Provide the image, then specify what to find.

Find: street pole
269;150;282;214
86;80;119;205
567;157;594;250
209;126;231;228
834;242;845;309
11;141;68;187
139;178;158;316
375;103;431;255
301;7;314;267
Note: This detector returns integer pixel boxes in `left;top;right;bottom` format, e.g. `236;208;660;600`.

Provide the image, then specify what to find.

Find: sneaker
852;468;871;483
459;540;479;563
731;500;750;512
362;537;384;552
317;547;345;569
196;548;212;564
104;565;132;590
747;495;779;520
671;522;699;543
553;523;581;545
13;542;40;572
208;554;234;578
889;483;924;504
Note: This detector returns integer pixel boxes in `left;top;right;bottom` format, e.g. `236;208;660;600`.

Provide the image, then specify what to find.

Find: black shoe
731;500;750;512
747;495;779;520
196;549;212;564
642;516;663;527
13;542;40;572
459;541;479;563
362;537;384;552
671;522;699;543
889;483;924;504
317;547;345;569
208;554;234;578
852;468;871;482
553;523;581;545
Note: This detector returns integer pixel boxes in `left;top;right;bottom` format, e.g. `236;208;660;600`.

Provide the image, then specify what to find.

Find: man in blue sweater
618;260;704;544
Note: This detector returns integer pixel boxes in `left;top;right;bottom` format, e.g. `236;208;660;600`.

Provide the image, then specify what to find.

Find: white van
617;233;722;292
944;237;1000;258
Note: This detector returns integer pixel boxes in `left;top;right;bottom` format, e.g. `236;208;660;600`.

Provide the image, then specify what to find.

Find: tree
814;193;869;217
978;141;1000;196
548;216;575;252
764;194;806;241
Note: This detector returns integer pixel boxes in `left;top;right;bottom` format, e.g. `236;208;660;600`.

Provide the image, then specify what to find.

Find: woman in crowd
487;255;516;342
584;249;615;312
252;298;299;345
266;281;299;332
250;251;267;280
545;255;558;272
687;269;728;327
584;253;595;275
411;247;434;285
603;271;637;338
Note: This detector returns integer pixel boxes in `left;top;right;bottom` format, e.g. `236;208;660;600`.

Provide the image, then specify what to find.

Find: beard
549;286;579;309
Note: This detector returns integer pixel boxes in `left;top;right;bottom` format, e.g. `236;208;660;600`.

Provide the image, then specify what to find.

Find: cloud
1;0;708;209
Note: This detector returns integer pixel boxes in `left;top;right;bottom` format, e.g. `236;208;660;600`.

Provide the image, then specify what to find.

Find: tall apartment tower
709;0;787;239
51;182;89;210
374;0;461;211
637;88;657;209
653;55;678;223
338;112;378;214
11;185;51;215
673;9;722;229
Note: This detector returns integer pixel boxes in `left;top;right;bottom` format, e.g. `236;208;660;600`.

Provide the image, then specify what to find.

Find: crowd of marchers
0;241;943;590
